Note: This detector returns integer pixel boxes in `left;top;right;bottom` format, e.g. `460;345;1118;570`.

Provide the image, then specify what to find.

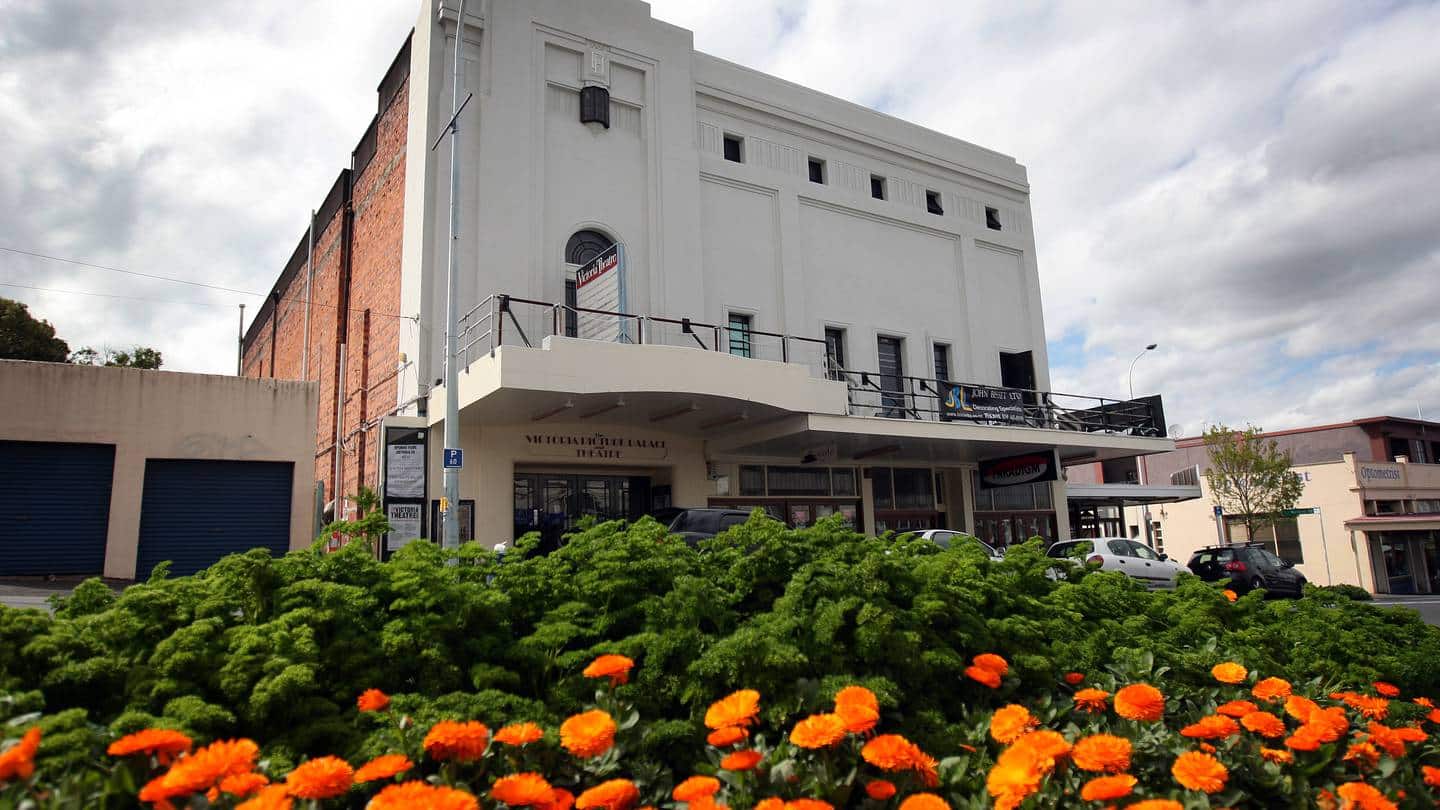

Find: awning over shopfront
1065;482;1204;506
1345;515;1440;532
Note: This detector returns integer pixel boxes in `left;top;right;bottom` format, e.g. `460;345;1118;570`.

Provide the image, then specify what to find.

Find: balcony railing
453;293;1165;436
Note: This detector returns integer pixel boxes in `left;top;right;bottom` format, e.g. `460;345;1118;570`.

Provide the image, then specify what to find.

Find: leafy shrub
1305;583;1374;602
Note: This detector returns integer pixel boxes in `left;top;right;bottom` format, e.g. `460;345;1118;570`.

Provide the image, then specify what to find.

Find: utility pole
236;303;246;375
436;0;473;551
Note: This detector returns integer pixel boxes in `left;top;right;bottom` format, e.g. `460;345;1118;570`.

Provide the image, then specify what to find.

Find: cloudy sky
2;0;1437;437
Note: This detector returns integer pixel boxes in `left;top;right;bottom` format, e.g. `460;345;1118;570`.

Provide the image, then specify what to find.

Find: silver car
1046;537;1184;589
907;529;1005;561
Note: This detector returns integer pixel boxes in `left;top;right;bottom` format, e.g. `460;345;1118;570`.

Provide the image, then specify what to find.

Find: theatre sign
524;432;668;460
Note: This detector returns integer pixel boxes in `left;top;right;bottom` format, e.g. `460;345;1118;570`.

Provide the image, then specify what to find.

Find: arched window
565;229;613;265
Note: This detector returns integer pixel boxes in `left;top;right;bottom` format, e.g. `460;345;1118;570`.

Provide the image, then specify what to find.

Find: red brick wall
241;59;410;520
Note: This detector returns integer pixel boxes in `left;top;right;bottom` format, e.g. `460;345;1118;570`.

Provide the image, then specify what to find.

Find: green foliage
3;514;1439;780
1305;582;1373;602
0;297;69;362
70;345;164;369
1203;423;1306;541
316;486;389;557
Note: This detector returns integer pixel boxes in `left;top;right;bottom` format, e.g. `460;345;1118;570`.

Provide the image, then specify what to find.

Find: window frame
808;157;827;184
925;189;944;215
985;206;1002;230
722;133;744;163
870;174;887;200
727;311;754;357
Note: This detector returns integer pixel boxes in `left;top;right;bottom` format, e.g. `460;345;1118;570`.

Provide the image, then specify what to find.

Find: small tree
1203;424;1304;544
71;345;164;369
0;297;70;362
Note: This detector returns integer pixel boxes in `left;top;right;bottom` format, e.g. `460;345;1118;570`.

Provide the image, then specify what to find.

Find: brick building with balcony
242;0;1176;552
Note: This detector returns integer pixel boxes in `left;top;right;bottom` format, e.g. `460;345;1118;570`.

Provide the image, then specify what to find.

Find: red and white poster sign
575;243;626;342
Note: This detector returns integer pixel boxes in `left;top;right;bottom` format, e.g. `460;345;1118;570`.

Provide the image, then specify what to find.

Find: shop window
808;157;826;184
1366;500;1406;516
728;312;753;357
893;468;935;509
985;206;1002;230
767;466;832;496
871;174;887;200
723;134;744;163
1414;499;1440;514
872;468;894;509
832;468;857;497
739;465;766;496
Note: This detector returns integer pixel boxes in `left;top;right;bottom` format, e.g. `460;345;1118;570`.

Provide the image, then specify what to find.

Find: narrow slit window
926;190;944;215
723;134;744;163
985;206;1002;230
728;312;753;357
808;157;826;184
871;174;887;200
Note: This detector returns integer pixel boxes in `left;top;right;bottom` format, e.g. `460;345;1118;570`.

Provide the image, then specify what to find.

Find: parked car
1186;543;1307;597
667;508;756;545
905;529;1005;561
1045;537;1185;589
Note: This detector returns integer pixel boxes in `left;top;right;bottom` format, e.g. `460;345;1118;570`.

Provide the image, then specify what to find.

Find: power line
0;282;233;308
0;245;265;297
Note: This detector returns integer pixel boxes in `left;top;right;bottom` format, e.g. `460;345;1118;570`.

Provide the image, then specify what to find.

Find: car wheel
1250;575;1265;593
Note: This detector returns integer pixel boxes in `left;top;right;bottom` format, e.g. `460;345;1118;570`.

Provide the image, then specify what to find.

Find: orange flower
543;788;577;810
1372;681;1399;698
1216;700;1257;718
720;750;763;771
1335;782;1398;810
1181;715;1240;740
1172;751;1227;793
1413;697;1434;708
1364;721;1425;759
357;688;390;712
910;748;940;788
576;779;640;810
1073;688;1109;713
1010;730;1070;766
560;710;617;758
989;705;1038;744
897;794;948;810
1343;694;1390;721
1423;765;1440;787
861;734;931;774
1063;672;1085;685
493;773;556;807
108;729;192;764
864;780;896;800
1241;711;1287;738
1114;684;1165;722
354;753;412;783
673;776;721;803
425;721;491;762
705;690;761;730
1252;677;1292;702
755;800;784;810
139;738;259;804
1128;802;1183;810
221;772;270;798
834;686;880;734
972;653;1009;676
1307;708;1351;743
1222;589;1238;602
1071;734;1131;773
1260;747;1293;764
1285;695;1322;723
0;728;41;782
284;756;353;800
1343;742;1380;770
1079;774;1136;802
495;723;545;746
964;665;1002;689
583;654;635;686
790;713;847;749
237;784;293;810
785;801;833;810
1285;728;1323;751
1429;708;1440;724
1212;662;1248;684
986;743;1049;810
370;781;479;810
707;727;748;747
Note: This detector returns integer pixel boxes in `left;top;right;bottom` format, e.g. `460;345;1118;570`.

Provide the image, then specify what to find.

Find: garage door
0;441;114;576
137;460;294;578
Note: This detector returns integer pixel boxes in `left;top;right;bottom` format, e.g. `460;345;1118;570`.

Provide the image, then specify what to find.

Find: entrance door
513;473;648;551
1379;535;1415;594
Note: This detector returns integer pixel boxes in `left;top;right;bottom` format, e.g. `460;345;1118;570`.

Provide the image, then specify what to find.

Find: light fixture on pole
1128;343;1158;549
1128;343;1157;401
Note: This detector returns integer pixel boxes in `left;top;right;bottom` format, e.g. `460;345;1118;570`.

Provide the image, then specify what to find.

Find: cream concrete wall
0;361;317;579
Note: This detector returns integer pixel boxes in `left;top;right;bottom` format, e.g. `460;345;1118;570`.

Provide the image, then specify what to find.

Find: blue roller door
0;441;114;576
137;460;294;578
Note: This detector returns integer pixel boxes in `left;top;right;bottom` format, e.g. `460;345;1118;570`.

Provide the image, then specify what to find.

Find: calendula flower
1080;774;1136;802
1344;742;1381;770
1172;751;1228;793
973;653;1009;675
221;772;270;798
1063;671;1085;685
1372;681;1399;698
1422;765;1440;787
1241;711;1287;738
754;800;784;810
790;713;847;749
1335;782;1397;810
583;654;635;686
370;782;479;810
1181;715;1240;740
560;710;617;758
237;784;293;810
1260;747;1293;764
1252;677;1293;702
986;743;1049;810
673;776;721;803
1128;802;1183;810
357;689;390;712
990;705;1038;744
834;685;880;733
495;723;545;746
354;753;412;783
1216;700;1258;718
707;726;748;746
0;728;41;783
1285;695;1322;723
543;788;576;810
720;750;763;771
1114;684;1165;722
1073;688;1109;713
424;721;491;762
862;734;923;771
1212;662;1247;684
864;780;896;800
1071;734;1131;773
785;801;832;810
1364;721;1426;759
964;665;1002;689
108;729;192;764
284;756;353;800
705;690;761;730
139;738;259;805
1342;694;1390;721
1010;730;1070;768
1413;696;1434;708
1222;589;1238;602
897;793;948;810
576;779;640;810
493;773;556;807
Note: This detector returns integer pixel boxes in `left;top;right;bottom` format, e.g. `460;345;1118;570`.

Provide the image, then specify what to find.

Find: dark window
999;350;1035;390
872;467;894;509
926;190;944;215
719;514;748;531
808;157;826;184
766;466;832;496
985;206;1002;230
723;134;743;163
825;327;846;378
579;85;610;128
566;229;613;265
739;465;766;496
932;343;950;382
832;468;857;496
1106;539;1133;556
870;174;887;200
1273;517;1304;563
877;336;905;417
728;312;753;357
563;279;578;337
893;468;934;509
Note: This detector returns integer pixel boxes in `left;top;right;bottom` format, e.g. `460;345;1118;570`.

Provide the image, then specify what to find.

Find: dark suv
1187;543;1307;597
667;508;756;545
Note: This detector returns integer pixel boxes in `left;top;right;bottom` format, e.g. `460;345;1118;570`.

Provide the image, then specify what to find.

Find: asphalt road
1371;595;1440;627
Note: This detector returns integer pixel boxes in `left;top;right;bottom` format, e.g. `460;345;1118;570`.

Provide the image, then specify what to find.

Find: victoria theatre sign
524;432;668;460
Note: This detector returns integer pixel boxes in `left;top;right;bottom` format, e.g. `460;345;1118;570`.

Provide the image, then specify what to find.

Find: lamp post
1128;343;1158;548
1128;343;1157;400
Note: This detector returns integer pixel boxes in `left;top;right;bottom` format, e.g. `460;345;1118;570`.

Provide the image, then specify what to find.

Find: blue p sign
443;448;463;469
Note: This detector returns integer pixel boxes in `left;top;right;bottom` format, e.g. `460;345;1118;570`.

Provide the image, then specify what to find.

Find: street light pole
1128;343;1157;401
440;0;468;551
1128;343;1158;547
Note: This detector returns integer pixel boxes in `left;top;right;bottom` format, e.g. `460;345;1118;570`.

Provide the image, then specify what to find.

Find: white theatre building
245;0;1178;554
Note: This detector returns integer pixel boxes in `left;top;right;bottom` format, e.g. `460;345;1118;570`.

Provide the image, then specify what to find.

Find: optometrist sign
977;450;1058;490
574;242;627;343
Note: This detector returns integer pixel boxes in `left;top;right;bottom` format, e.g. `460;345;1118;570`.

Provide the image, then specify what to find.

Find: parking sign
443;448;463;469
